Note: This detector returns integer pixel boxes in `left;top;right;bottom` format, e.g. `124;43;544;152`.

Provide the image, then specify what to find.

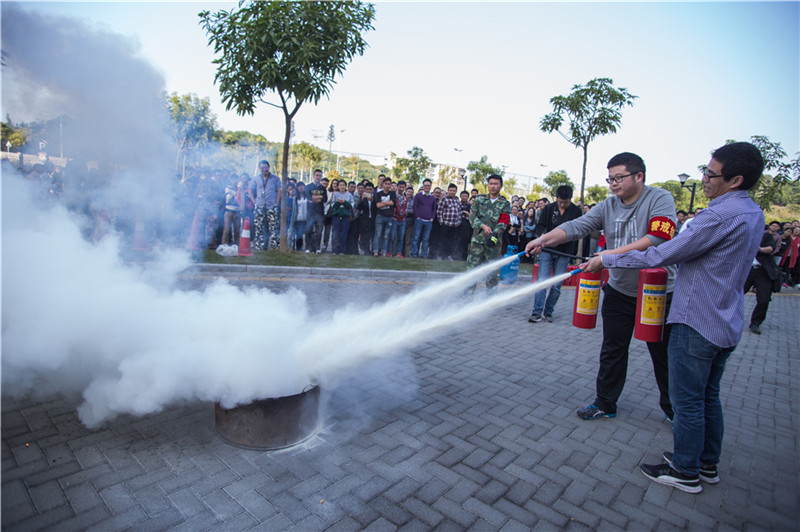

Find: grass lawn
196;249;535;275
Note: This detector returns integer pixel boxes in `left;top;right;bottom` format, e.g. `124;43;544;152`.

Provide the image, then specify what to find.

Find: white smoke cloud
0;4;317;427
1;3;545;430
2;175;314;427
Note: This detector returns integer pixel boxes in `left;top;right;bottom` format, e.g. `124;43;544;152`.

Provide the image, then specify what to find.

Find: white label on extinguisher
641;284;666;325
576;279;601;315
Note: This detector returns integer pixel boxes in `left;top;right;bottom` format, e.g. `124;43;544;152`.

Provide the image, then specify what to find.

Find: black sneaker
577;404;616;420
528;314;542;323
663;452;719;484
640;462;702;494
543;314;553;323
749;323;761;335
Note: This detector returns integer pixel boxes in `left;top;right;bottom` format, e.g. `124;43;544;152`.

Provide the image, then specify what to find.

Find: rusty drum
214;384;320;450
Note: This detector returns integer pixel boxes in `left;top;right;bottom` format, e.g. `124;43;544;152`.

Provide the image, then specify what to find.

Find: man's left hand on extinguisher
580;255;605;273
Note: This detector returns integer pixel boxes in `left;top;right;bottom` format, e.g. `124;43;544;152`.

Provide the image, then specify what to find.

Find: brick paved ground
3;265;799;530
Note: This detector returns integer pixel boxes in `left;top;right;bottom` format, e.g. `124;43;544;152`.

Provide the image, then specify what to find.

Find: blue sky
10;1;800;190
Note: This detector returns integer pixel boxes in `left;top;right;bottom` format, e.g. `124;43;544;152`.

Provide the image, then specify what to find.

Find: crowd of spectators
13;159;800;287
195;163;570;262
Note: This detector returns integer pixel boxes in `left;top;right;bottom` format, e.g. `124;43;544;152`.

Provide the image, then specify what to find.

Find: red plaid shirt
436;195;462;227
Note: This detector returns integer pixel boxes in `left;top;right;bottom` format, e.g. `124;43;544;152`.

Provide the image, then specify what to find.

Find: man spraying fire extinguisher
525;152;677;423
581;142;765;495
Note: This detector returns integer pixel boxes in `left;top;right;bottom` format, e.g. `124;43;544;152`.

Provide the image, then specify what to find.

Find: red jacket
780;236;799;268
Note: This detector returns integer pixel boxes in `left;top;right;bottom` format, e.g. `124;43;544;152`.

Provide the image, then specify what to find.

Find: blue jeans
373;215;393;254
331;216;350;254
390;219;406;255
668;324;734;476
411;219;432;258
531;251;570;316
291;220;307;250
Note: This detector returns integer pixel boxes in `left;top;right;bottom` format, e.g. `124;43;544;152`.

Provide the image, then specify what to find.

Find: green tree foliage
393;146;432;187
200;0;375;250
585;184;609;204
738;135;799;210
651;180;708;212
526;183;546;202
466;155;504;193
540;77;637;205
165;92;218;178
543;170;575;198
216;130;269;148
290;141;325;180
438;165;458;184
1;120;29;151
502;176;519;199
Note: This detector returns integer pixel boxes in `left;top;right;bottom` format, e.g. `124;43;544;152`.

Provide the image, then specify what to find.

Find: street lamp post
678;172;695;212
454;148;465;191
336;129;345;172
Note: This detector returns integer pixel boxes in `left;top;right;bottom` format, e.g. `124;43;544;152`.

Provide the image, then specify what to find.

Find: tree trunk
279;113;291;252
580;144;588;206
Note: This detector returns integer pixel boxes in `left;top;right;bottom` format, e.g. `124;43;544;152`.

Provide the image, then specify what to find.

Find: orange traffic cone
186;211;202;250
238;217;253;256
132;216;150;251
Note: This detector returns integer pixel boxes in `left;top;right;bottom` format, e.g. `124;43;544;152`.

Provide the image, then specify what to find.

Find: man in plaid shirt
437;183;465;261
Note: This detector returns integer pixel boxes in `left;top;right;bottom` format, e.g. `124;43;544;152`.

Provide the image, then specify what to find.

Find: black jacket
755;231;780;281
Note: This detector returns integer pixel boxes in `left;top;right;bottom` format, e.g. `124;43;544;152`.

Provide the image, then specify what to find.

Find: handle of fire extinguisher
516;249;593;262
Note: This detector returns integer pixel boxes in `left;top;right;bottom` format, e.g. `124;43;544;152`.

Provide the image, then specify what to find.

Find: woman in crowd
520;206;537;261
780;226;800;287
290;182;308;251
390;184;409;258
403;187;415;258
237;173;255;234
329;179;354;255
504;204;522;252
322;178;338;252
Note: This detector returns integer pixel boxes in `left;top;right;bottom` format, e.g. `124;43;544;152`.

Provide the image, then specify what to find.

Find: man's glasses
606;172;636;184
701;168;726;180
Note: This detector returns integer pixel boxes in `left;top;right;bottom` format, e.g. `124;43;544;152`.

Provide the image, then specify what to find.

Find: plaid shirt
436;195;462;227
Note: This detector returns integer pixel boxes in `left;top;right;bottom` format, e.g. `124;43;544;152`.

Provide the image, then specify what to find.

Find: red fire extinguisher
573;270;603;329
634;268;668;342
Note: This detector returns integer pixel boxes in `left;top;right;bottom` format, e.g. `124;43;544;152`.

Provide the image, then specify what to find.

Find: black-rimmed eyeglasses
605;173;636;185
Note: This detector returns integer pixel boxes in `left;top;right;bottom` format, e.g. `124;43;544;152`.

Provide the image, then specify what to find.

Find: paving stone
54;503;110;532
402;496;444;528
134;484;175;516
201;488;244;520
166;509;219;532
5;503;74;532
1;479;37;526
98;483;138;514
363;516;399;531
370;495;414;527
249;512;294;531
463;496;507;526
130;508;184;531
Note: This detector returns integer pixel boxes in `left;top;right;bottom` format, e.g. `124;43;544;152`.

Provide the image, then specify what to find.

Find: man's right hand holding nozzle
525;228;568;257
525;237;544;256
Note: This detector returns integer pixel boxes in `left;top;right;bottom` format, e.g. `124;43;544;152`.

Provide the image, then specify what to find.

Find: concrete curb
183;263;464;281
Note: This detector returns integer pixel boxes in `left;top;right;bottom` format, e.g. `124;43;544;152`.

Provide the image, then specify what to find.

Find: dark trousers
304;213;325;252
458;222;472;260
346;217;360;254
358;218;374;255
439;224;460;259
744;265;772;326
595;284;673;418
429;220;441;259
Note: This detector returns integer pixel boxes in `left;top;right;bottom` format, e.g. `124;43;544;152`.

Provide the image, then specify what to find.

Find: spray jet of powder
295;270;576;379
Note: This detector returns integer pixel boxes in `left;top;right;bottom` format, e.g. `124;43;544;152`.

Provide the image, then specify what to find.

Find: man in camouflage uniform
467;174;511;289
